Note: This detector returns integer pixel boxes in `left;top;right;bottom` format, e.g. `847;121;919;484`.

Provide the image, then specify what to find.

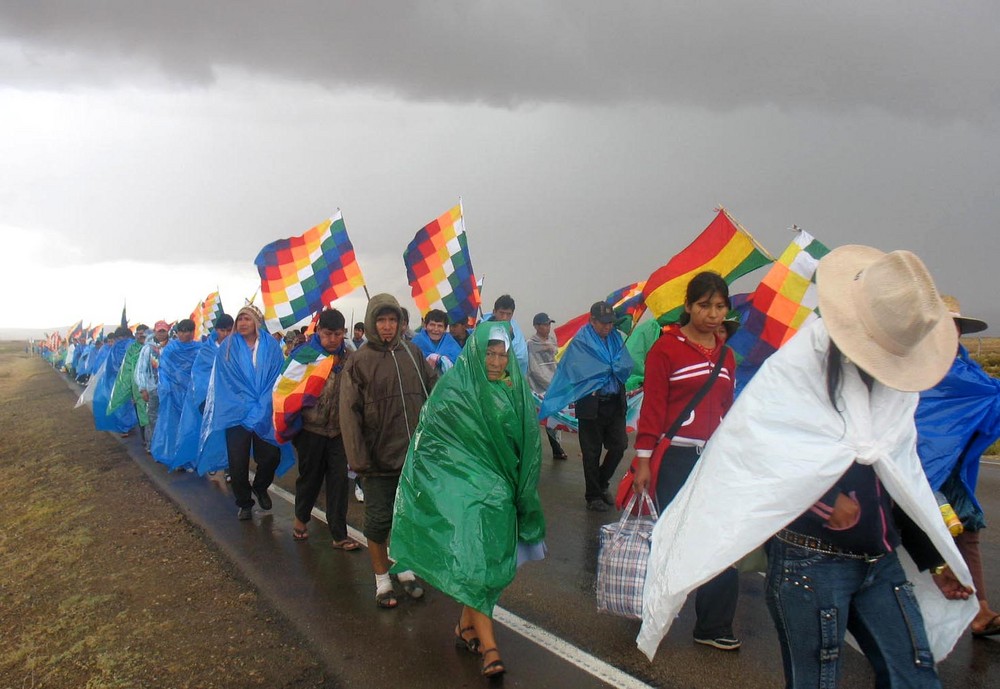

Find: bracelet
931;563;949;576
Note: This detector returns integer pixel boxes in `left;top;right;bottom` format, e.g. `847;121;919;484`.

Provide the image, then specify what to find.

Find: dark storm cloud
1;1;998;123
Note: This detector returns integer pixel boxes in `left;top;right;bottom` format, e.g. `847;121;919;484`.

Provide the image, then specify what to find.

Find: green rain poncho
108;340;148;426
392;322;546;616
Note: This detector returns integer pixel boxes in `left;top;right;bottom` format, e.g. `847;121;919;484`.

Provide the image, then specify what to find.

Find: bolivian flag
643;208;772;323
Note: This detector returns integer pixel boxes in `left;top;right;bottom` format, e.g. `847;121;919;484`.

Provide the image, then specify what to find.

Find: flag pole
460;196;486;322
717;205;775;260
339;208;371;304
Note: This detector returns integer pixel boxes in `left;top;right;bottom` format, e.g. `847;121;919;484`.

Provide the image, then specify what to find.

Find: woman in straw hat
916;296;1000;638
636;247;978;688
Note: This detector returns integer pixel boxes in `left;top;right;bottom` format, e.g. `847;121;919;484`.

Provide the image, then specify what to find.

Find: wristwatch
931;563;949;576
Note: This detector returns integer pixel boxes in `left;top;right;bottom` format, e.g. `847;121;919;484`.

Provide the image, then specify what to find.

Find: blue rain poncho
198;331;294;476
538;323;633;421
916;345;1000;526
412;329;464;373
392;322;546;616
172;338;224;471
93;338;138;433
150;339;201;466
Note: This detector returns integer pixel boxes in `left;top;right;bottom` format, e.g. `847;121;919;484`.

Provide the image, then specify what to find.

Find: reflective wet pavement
68;378;1000;688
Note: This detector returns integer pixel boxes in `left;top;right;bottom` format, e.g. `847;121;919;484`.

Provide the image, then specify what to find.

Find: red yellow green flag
642;208;772;323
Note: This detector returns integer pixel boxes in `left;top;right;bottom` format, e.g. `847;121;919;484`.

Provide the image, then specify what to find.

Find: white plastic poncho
637;319;977;661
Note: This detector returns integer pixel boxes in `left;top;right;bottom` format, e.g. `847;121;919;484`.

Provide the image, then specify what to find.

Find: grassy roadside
0;343;336;689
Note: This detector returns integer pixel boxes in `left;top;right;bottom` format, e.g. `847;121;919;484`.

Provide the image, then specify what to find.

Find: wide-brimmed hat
941;295;988;335
816;246;957;392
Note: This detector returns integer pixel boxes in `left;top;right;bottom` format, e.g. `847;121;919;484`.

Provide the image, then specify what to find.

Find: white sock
375;572;393;594
397;569;416;583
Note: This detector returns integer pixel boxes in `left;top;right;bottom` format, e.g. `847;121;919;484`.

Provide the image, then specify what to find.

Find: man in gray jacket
340;294;438;608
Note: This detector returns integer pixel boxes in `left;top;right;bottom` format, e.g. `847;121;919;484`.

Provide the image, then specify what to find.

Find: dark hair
317;309;346;332
175;318;196;333
826;341;875;411
424;309;449;326
494;294;516;312
678;272;730;326
399;307;410;324
214;314;234;330
354;322;365;332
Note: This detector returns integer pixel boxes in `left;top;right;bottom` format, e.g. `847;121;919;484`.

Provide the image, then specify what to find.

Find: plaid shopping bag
596;490;658;619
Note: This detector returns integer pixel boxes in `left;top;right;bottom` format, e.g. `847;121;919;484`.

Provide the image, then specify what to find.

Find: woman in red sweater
631;271;740;651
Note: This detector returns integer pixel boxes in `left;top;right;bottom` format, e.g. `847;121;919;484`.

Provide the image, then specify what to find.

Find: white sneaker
355;484;365;502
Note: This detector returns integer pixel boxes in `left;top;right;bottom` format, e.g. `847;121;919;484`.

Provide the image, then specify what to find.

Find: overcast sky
2;1;998;336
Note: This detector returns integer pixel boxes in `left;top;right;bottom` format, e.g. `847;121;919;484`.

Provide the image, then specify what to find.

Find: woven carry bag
596;491;659;619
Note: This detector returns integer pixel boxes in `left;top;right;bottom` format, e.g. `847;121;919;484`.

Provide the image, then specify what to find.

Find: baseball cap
589;302;615;324
154;320;170;331
532;312;555;326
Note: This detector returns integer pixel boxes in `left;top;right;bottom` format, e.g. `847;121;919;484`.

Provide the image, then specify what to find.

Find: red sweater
634;325;735;455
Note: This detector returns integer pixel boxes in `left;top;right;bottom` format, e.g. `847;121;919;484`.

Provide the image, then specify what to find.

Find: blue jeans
765;538;940;689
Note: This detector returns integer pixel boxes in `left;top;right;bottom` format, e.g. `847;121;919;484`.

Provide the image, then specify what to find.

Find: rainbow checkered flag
255;211;366;331
190;291;224;339
403;203;482;323
728;229;830;369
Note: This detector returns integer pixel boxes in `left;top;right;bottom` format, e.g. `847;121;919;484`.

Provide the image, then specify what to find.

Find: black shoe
237;507;253;521
586;499;609;512
553;450;568;460
253;487;272;511
601;491;614;505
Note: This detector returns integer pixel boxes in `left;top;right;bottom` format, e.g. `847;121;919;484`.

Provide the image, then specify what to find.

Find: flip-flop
972;614;1000;637
400;579;424;599
375;588;398;609
332;539;360;551
292;527;309;541
454;625;480;654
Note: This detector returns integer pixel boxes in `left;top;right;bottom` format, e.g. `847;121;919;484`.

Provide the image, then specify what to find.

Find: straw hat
941;295;988;335
816;246;957;392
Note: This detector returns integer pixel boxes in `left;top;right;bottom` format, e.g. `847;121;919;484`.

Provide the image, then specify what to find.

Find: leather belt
776;529;885;563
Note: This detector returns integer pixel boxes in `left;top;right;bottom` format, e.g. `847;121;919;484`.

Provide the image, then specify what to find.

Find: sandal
332;538;360;551
400;578;424;599
375;588;398;609
480;648;505;678
454;625;480;654
292;526;309;541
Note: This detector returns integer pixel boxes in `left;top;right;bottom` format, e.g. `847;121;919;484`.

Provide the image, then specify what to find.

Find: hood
364;293;404;351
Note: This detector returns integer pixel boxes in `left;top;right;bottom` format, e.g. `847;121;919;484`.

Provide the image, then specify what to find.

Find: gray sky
2;1;998;335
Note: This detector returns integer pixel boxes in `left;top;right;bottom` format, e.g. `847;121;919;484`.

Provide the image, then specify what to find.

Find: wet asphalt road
67;378;1000;688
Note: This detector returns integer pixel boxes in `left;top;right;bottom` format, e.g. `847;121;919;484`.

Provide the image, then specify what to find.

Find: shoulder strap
662;345;729;441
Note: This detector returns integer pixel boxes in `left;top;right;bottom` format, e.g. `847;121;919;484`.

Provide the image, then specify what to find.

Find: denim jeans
765;538;940;689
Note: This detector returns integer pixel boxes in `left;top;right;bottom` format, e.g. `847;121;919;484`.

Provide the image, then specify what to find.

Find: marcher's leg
466;607;504;677
694;566;740;643
324;436;351;543
955;529;1000;633
597;404;628;494
847;553;940;688
764;539;858;688
225;426;254;509
292;432;325;532
363;475;399;607
653;446;700;512
546;428;567;459
577;417;604;503
249;433;281;499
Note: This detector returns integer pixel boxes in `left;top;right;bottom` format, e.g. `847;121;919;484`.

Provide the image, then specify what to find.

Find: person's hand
632;457;651;496
141;390;150;403
427;353;440;367
932;565;973;600
826;491;861;530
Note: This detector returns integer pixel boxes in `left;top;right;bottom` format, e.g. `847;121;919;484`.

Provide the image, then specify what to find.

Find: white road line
263;480;656;689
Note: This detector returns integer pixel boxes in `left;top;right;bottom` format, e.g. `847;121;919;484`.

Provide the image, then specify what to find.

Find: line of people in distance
61;246;1000;686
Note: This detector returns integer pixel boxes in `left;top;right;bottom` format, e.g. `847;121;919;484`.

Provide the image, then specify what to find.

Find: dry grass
0;343;335;689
